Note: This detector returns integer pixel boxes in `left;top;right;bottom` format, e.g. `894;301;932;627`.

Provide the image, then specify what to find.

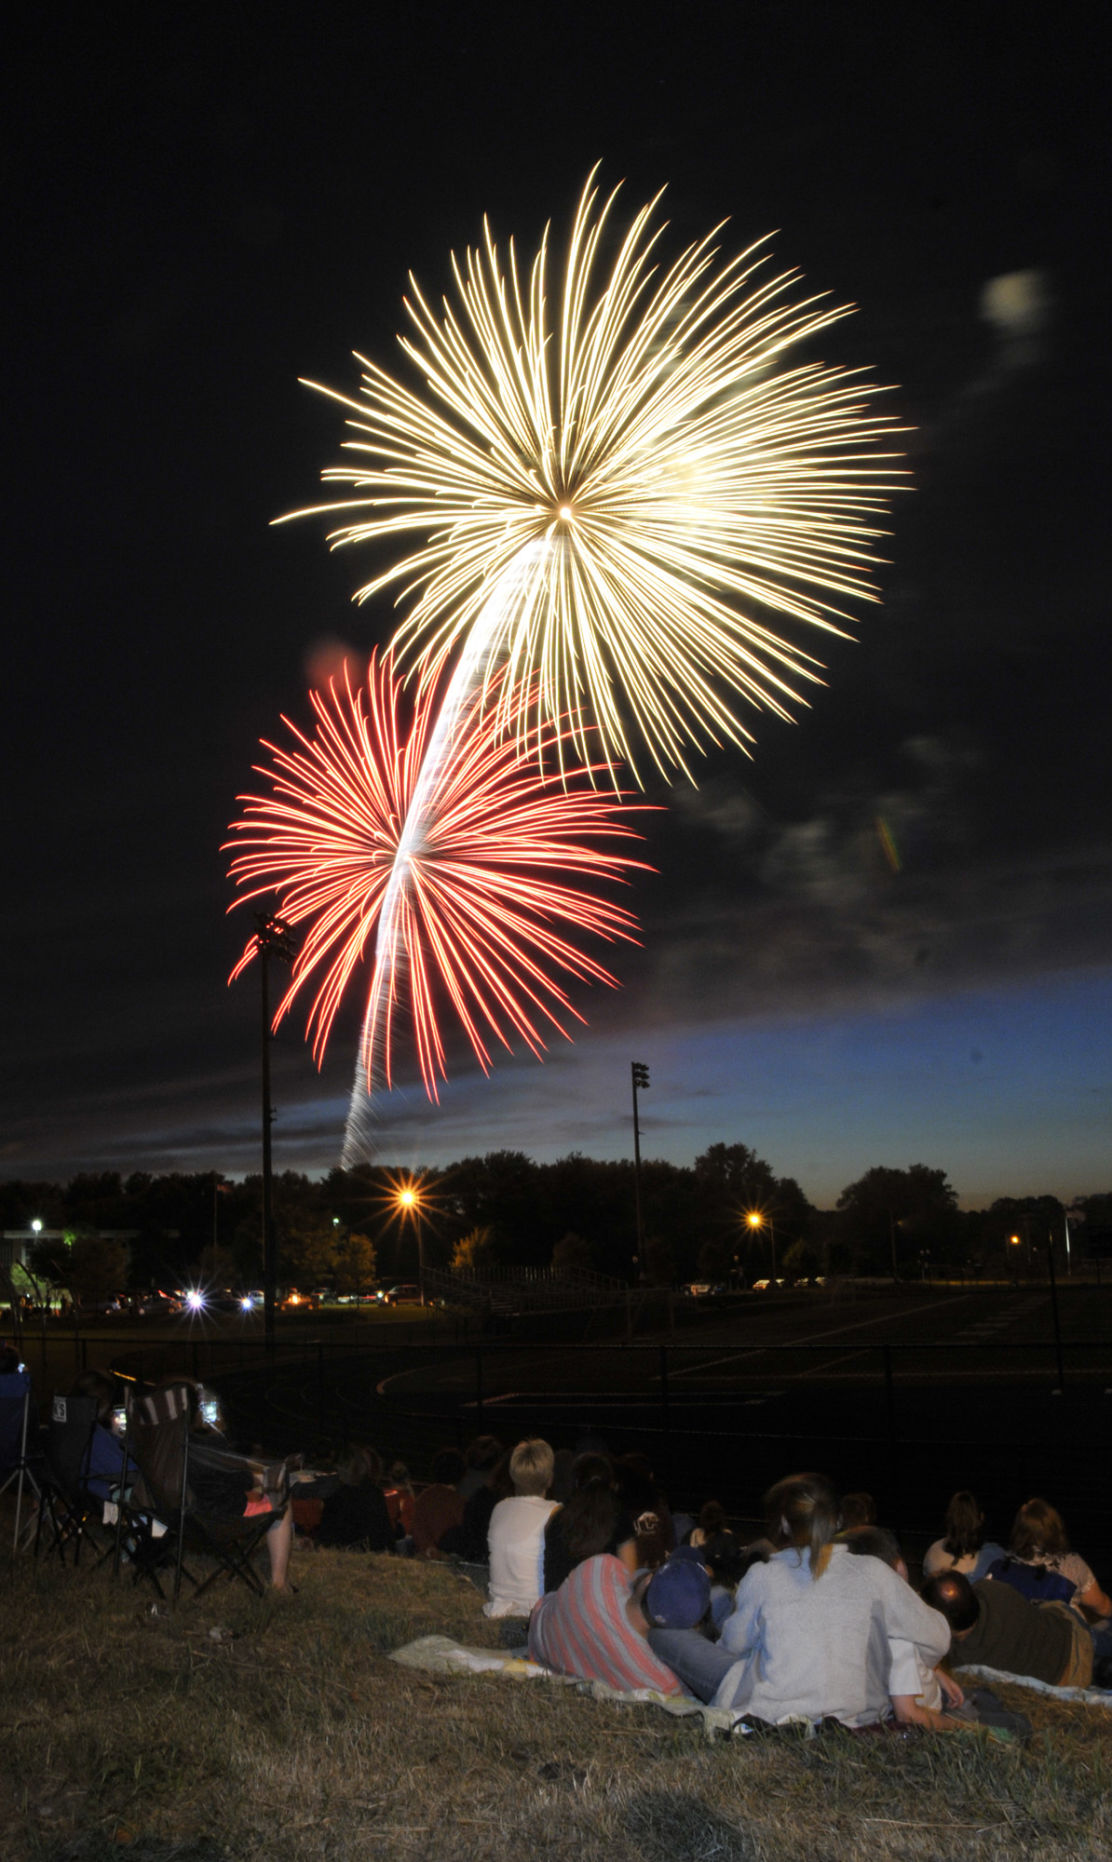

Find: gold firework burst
281;170;905;783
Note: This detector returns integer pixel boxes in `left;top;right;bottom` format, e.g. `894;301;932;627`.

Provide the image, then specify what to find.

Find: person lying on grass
921;1569;1112;1690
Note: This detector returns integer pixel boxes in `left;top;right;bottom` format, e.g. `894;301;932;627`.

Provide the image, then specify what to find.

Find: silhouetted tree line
3;1155;1110;1297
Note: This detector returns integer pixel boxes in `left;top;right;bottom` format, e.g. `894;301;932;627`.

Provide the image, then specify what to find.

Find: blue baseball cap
643;1555;711;1628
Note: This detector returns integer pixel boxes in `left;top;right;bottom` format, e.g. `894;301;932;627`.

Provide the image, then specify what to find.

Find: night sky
7;7;1109;1208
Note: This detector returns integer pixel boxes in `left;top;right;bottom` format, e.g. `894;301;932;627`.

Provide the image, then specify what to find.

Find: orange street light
746;1210;776;1281
396;1179;426;1302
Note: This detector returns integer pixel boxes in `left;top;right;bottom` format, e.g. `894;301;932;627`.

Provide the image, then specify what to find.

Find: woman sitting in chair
172;1378;295;1592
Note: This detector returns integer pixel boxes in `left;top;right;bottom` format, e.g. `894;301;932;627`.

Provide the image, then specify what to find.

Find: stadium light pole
630;1062;650;1284
253;912;296;1350
747;1209;776;1282
397;1180;426;1304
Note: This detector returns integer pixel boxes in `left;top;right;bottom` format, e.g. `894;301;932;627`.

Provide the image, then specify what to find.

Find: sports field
235;1282;1112;1565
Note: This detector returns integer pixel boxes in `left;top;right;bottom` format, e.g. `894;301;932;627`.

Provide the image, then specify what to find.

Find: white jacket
714;1542;950;1725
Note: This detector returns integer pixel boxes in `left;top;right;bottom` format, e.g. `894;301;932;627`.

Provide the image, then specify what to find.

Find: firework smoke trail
341;546;543;1165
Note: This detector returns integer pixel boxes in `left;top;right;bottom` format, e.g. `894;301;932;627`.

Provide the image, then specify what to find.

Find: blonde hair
509;1437;554;1497
764;1472;838;1579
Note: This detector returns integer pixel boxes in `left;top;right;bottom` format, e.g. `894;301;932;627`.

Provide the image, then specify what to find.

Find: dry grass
1;1539;1109;1862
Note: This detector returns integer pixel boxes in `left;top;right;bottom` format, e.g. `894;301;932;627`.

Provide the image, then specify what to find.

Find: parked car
381;1283;422;1305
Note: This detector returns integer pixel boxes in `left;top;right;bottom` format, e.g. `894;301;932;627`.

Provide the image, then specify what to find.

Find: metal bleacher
421;1262;625;1317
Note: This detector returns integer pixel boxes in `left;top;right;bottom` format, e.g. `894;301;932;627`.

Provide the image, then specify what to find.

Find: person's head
571;1451;613;1492
1010;1497;1069;1560
69;1368;118;1426
336;1443;382;1486
463;1433;503;1474
696;1500;727;1538
560;1464;621;1562
509;1437;554;1498
430;1447;465;1487
839;1491;877;1530
764;1472;839;1578
941;1490;986;1557
612;1453;657;1515
642;1554;711;1630
921;1570;979;1636
387;1460;412;1491
1;1342;21;1377
701;1529;748;1590
839;1524;907;1580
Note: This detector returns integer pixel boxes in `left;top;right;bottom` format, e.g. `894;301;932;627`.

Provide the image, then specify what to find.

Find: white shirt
890;1636;943;1710
484;1495;559;1617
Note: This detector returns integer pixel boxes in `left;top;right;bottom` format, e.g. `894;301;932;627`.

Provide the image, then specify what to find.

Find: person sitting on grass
440;1445;515;1563
457;1433;504;1501
315;1444;395;1552
922;1490;1006;1583
542;1453;638;1593
528;1551;696;1695
992;1498;1112;1622
645;1472;951;1726
687;1500;728;1548
383;1460;415;1543
411;1448;466;1559
613;1451;674;1569
921;1569;1112;1689
840;1525;965;1729
702;1530;769;1634
484;1438;559;1619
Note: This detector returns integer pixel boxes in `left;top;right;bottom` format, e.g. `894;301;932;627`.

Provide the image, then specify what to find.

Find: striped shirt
528;1553;681;1694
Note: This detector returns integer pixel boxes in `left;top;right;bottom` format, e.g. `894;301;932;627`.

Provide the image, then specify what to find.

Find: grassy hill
2;1541;1109;1861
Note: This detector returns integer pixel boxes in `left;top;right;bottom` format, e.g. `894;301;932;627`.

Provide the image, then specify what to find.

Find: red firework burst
225;653;651;1099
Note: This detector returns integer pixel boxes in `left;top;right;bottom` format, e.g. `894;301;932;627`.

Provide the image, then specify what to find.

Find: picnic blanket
389;1634;742;1738
954;1662;1112;1711
391;1637;1112;1732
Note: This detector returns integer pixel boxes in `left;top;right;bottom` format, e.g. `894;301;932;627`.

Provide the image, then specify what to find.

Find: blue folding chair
0;1365;42;1557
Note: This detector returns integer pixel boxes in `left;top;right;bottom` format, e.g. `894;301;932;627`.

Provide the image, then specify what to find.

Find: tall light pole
397;1180;426;1303
747;1210;776;1282
888;1211;901;1285
252;912;296;1350
630;1062;650;1284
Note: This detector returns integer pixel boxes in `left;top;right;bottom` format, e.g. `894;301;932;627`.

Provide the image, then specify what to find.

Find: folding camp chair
34;1395;116;1568
123;1382;291;1603
1;1366;43;1556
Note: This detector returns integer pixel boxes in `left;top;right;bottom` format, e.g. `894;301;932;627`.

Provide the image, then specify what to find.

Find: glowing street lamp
396;1180;426;1304
747;1210;776;1282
